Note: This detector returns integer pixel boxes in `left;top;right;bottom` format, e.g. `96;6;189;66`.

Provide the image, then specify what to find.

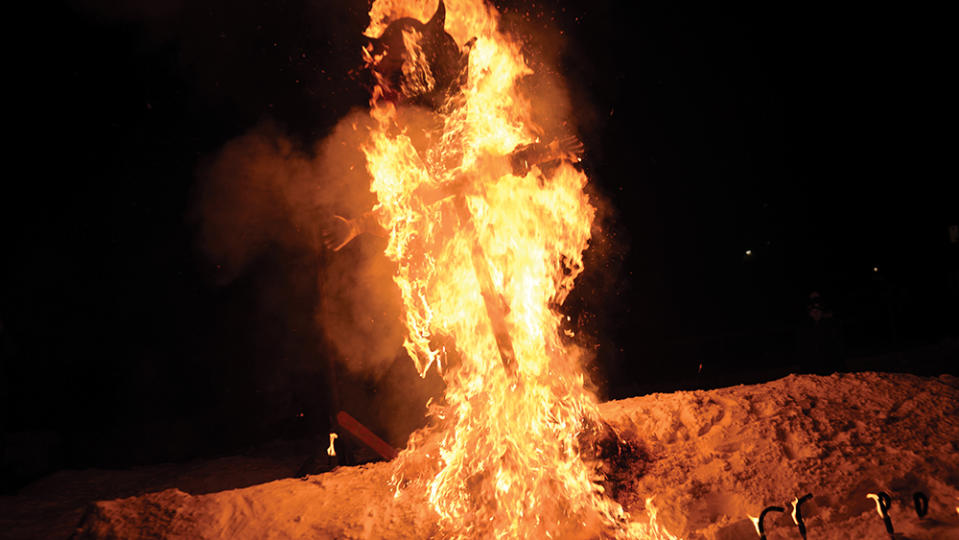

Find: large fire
346;0;676;537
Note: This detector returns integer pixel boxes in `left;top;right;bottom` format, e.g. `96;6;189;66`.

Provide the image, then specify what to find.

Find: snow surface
6;372;959;539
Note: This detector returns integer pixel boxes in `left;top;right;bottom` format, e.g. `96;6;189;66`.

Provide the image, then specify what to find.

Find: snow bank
70;373;959;539
600;372;959;539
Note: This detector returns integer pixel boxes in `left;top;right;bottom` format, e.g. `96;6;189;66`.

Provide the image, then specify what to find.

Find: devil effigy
322;3;644;537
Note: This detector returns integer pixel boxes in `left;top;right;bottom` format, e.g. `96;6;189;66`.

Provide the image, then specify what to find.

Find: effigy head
365;0;467;108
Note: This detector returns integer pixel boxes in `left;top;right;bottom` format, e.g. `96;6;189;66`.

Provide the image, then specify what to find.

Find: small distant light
745;250;752;256
873;267;879;273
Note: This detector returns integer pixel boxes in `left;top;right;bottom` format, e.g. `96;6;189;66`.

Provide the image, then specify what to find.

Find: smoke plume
192;114;407;379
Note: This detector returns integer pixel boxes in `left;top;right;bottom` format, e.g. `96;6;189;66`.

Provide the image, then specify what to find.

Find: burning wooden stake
454;195;517;376
750;505;785;540
791;493;813;539
867;491;895;537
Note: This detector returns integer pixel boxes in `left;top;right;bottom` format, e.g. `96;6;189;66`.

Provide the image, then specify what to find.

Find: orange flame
361;1;676;537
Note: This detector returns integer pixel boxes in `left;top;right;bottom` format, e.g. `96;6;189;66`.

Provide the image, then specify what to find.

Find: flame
866;493;883;518
360;1;675;537
327;432;338;457
398;28;436;97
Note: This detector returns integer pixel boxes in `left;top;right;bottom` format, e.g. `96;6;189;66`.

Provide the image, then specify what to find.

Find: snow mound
74;373;959;539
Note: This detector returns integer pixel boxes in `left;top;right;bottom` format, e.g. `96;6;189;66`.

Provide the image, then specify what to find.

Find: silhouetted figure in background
796;291;844;374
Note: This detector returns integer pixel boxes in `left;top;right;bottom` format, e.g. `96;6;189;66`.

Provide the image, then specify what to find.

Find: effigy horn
427;0;446;31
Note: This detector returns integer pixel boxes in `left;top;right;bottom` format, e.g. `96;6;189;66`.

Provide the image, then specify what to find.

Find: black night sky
3;0;956;491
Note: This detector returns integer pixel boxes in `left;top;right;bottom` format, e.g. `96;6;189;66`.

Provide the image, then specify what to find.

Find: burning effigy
324;0;661;537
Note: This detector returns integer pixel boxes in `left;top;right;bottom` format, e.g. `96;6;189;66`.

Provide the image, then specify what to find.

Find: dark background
3;0;956;491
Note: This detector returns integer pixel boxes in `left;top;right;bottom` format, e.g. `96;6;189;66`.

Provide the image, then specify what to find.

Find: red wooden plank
336;410;398;461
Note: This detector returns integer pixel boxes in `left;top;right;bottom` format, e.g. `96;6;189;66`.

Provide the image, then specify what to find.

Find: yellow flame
362;1;675;537
399;27;436;97
866;493;883;518
327;432;338;457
